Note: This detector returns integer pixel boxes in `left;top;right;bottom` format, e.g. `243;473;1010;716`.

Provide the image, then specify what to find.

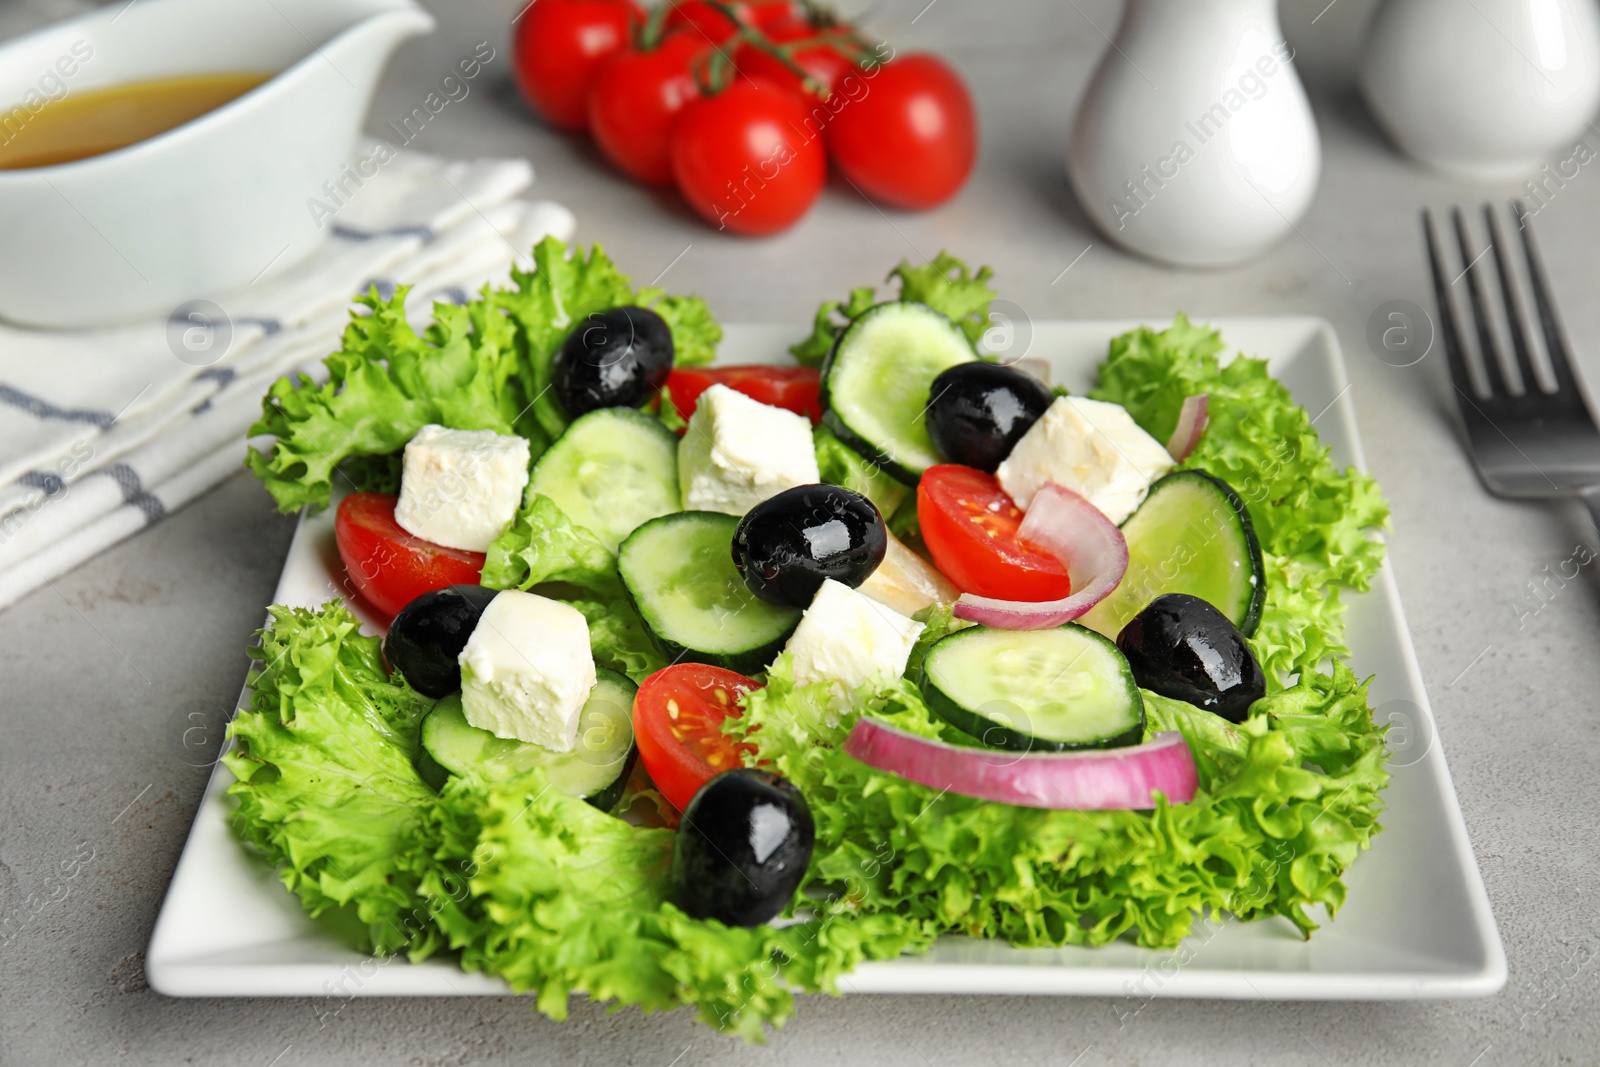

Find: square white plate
147;318;1506;1001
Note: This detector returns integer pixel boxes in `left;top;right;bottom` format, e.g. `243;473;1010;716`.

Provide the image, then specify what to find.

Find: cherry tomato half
665;364;823;427
916;465;1072;602
671;78;826;235
512;0;638;132
826;52;976;210
633;663;760;811
334;492;485;620
589;30;705;185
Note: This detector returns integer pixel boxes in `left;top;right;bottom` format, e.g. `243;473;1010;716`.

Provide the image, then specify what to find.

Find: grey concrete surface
2;0;1597;1063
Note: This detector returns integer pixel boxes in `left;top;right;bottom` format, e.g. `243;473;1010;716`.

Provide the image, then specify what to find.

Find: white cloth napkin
0;143;576;611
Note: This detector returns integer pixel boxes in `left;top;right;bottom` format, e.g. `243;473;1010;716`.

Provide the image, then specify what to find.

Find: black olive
732;484;887;608
383;584;500;697
925;362;1055;473
1116;593;1265;723
553;305;674;417
672;769;814;927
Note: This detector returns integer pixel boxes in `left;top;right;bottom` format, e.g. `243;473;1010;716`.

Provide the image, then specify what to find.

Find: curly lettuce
789;251;997;366
1091;314;1390;679
730;655;1387;947
247;238;720;513
227;601;928;1040
230;258;1393;1039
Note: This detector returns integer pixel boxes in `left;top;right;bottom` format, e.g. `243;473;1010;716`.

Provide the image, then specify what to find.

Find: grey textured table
2;0;1595;1063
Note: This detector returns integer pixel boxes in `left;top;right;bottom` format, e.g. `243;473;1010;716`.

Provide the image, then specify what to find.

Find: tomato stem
637;0;672;50
699;0;833;100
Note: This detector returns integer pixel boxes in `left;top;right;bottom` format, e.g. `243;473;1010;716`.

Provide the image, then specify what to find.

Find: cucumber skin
415;733;636;812
819;301;975;485
617;512;800;675
820;409;919;486
413;669;638;808
1202;472;1266;638
584;745;638;813
1146;471;1265;638
920;625;1146;753
621;580;794;676
413;743;454;794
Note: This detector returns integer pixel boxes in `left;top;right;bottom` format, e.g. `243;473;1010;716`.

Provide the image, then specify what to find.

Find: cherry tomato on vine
665;0;797;45
670;78;826;235
334;493;485;619
916;465;1072;602
825;52;976;210
733;26;860;102
512;0;638;132
589;30;705;185
633;663;760;811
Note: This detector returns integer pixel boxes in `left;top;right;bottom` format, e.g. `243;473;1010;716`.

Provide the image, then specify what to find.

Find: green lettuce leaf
225;603;459;958
481;492;622;598
731;654;1387;948
788;252;997;365
229;304;1392;1040
1092;314;1390;680
247;288;529;513
247;238;720;513
890;252;998;345
228;601;928;1041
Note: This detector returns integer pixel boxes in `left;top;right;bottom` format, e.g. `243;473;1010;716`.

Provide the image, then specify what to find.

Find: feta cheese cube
458;590;596;750
678;384;820;516
996;396;1173;523
394;424;530;553
784;578;924;691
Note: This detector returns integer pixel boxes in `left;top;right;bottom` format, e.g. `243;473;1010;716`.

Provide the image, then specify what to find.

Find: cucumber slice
417;667;638;810
617;511;801;674
821;301;977;483
921;624;1145;752
1080;470;1265;639
529;406;680;552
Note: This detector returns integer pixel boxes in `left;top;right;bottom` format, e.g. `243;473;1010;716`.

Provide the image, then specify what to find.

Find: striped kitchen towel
0;143;575;611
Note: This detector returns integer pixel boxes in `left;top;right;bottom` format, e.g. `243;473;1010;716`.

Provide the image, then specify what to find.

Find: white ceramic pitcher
1066;0;1321;269
1361;0;1600;180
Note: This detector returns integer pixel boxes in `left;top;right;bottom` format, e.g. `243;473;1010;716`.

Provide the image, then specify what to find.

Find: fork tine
1453;206;1511;398
1423;209;1478;401
1484;203;1542;394
1511;199;1584;397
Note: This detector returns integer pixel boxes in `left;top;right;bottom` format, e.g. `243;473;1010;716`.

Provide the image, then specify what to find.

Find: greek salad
232;240;1391;1038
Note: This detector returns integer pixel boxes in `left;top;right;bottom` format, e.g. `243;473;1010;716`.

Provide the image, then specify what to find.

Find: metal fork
1423;202;1600;528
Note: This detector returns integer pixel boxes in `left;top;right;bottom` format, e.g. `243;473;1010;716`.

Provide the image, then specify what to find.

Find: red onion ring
951;482;1129;630
1165;394;1209;462
844;719;1199;810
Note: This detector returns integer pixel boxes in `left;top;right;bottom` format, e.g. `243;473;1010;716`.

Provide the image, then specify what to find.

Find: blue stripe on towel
0;385;114;429
100;464;165;524
332;223;433;242
16;470;64;495
191;367;237;415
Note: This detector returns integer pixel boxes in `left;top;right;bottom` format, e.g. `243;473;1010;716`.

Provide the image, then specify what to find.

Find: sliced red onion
1165;394;1209;462
844;719;1199;810
951;482;1128;630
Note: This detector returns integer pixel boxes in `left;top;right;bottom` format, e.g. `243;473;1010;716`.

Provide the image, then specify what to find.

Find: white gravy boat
0;0;434;328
